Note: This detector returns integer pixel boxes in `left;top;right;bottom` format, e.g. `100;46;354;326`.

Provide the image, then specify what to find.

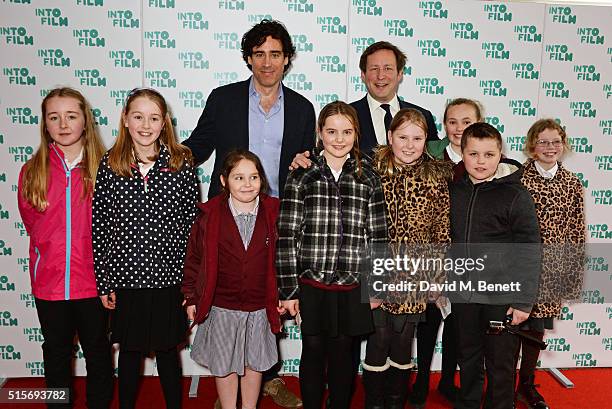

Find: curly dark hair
241;19;295;73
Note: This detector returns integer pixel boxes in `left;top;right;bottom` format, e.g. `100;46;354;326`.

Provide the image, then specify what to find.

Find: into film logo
588;223;612;239
284;0;314;13
352;37;375;54
549;6;576;24
218;0;245;11
416;77;444;95
109;50;140;68
578;27;604;45
586;256;608;272
316;55;345;73
505;135;524;152
6;106;38;125
508;99;536;117
315;93;340;108
479;79;506;97
178;11;209;30
482;42;509;60
514;25;541;43
214;32;239;50
179;90;206;109
451;22;479;40
214;71;239;86
418;39;446;57
449;60;476;78
282;358;300;374
73;28;105;47
107;9;140;28
76;0;104;6
74;69;107;87
0;311;18;327
317;16;347;34
546;337;571;352
576;320;602;334
542;81;569;99
545;44;572;61
353;0;383;16
2;67;36;86
419;1;448;19
145;70;176;88
0;27;34;45
512;62;539;80
285;72;312;91
8;146;34;163
559;306;574;321
145;30;176;48
292;34;313;52
592;189;612;206
384;19;413;37
484;3;512;22
486;116;505;133
179;51;209;70
600;119;612;135
0;344;21;359
574;64;600;82
575;172;589;188
148;0;175;8
38;48;70;67
36;8;68;27
24;327;44;343
568;136;592;154
283;322;301;340
569;101;596;118
0;275;15;291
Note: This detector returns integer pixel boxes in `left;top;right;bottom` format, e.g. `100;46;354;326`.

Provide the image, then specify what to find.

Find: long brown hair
21;87;105;211
108;88;192;177
316;101;363;177
374;108;428;176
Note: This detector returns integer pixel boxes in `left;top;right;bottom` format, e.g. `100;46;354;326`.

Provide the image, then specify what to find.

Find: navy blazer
183;79;316;199
350;95;439;159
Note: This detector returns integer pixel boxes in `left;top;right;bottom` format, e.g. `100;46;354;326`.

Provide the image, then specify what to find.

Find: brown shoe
262;378;303;408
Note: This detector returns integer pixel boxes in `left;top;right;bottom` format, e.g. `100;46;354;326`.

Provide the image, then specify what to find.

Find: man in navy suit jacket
351;41;439;158
183;20;315;199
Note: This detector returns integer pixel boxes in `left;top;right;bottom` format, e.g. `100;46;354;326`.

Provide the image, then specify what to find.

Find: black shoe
437;382;459;404
517;376;549;409
407;379;427;409
363;370;387;409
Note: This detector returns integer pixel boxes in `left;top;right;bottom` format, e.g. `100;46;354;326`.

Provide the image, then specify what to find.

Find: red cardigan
181;193;281;333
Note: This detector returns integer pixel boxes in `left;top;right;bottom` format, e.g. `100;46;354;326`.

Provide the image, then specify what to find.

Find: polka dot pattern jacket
92;145;199;295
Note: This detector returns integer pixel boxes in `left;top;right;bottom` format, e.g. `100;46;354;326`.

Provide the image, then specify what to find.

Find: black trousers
453;303;518;409
35;297;113;409
414;303;457;387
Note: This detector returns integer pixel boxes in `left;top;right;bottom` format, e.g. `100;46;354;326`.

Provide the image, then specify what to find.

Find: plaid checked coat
276;152;388;300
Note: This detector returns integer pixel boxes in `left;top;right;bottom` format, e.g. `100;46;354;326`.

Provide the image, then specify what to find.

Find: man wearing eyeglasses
183;19;314;409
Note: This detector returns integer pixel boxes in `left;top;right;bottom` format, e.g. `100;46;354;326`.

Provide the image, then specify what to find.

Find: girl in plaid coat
276;101;388;409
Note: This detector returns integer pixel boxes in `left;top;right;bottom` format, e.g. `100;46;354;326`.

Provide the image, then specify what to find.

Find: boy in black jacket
448;123;541;409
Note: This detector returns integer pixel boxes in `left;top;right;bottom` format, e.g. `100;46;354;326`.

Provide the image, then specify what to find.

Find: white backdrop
0;0;610;377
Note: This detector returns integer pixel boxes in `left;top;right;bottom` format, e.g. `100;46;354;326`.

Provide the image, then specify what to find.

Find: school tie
380;103;393;134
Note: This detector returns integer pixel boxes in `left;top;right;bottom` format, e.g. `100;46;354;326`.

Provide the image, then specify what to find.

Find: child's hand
280;300;300;316
277;301;287;315
506;307;530;325
186;305;196;322
289;151;312;171
100;292;116;310
369;299;382;310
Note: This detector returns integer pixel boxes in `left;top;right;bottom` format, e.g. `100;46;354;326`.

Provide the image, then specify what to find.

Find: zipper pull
66;171;70;187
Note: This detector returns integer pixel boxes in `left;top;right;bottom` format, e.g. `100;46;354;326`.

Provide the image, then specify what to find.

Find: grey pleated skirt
190;306;278;376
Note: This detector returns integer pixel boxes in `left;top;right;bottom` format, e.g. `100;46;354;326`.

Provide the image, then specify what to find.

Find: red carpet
1;369;609;408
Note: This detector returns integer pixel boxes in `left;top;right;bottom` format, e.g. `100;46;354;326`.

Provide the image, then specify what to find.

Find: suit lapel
279;84;297;181
236;79;251;149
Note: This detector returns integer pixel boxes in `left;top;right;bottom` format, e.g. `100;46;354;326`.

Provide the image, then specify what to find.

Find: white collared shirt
534;161;558;179
138;161;155;177
65;148;83;170
228;194;259;217
366;93;400;146
445;144;462;164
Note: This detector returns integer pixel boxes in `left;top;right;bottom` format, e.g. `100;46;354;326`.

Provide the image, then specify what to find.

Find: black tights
119;348;182;409
365;321;415;368
300;334;354;409
516;330;545;381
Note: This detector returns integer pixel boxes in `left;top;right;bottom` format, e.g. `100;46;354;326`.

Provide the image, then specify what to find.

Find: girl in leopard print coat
516;119;586;408
362;108;452;409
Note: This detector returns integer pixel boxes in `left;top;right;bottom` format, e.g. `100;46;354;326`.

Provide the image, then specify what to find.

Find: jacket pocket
33;246;41;282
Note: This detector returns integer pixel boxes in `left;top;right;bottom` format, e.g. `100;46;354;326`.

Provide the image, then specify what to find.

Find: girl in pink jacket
18;87;113;409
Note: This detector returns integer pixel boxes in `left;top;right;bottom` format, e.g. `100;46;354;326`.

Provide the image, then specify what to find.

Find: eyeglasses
535;140;563;148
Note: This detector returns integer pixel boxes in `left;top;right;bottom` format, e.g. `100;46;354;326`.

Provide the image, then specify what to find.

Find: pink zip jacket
17;144;98;301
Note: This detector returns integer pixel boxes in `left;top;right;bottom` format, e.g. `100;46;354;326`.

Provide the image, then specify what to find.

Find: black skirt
111;285;187;353
298;283;374;337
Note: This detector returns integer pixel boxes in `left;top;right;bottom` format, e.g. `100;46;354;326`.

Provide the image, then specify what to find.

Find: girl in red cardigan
182;150;283;409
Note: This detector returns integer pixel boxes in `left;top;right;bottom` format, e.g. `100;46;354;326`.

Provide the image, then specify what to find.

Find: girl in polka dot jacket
92;88;198;409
